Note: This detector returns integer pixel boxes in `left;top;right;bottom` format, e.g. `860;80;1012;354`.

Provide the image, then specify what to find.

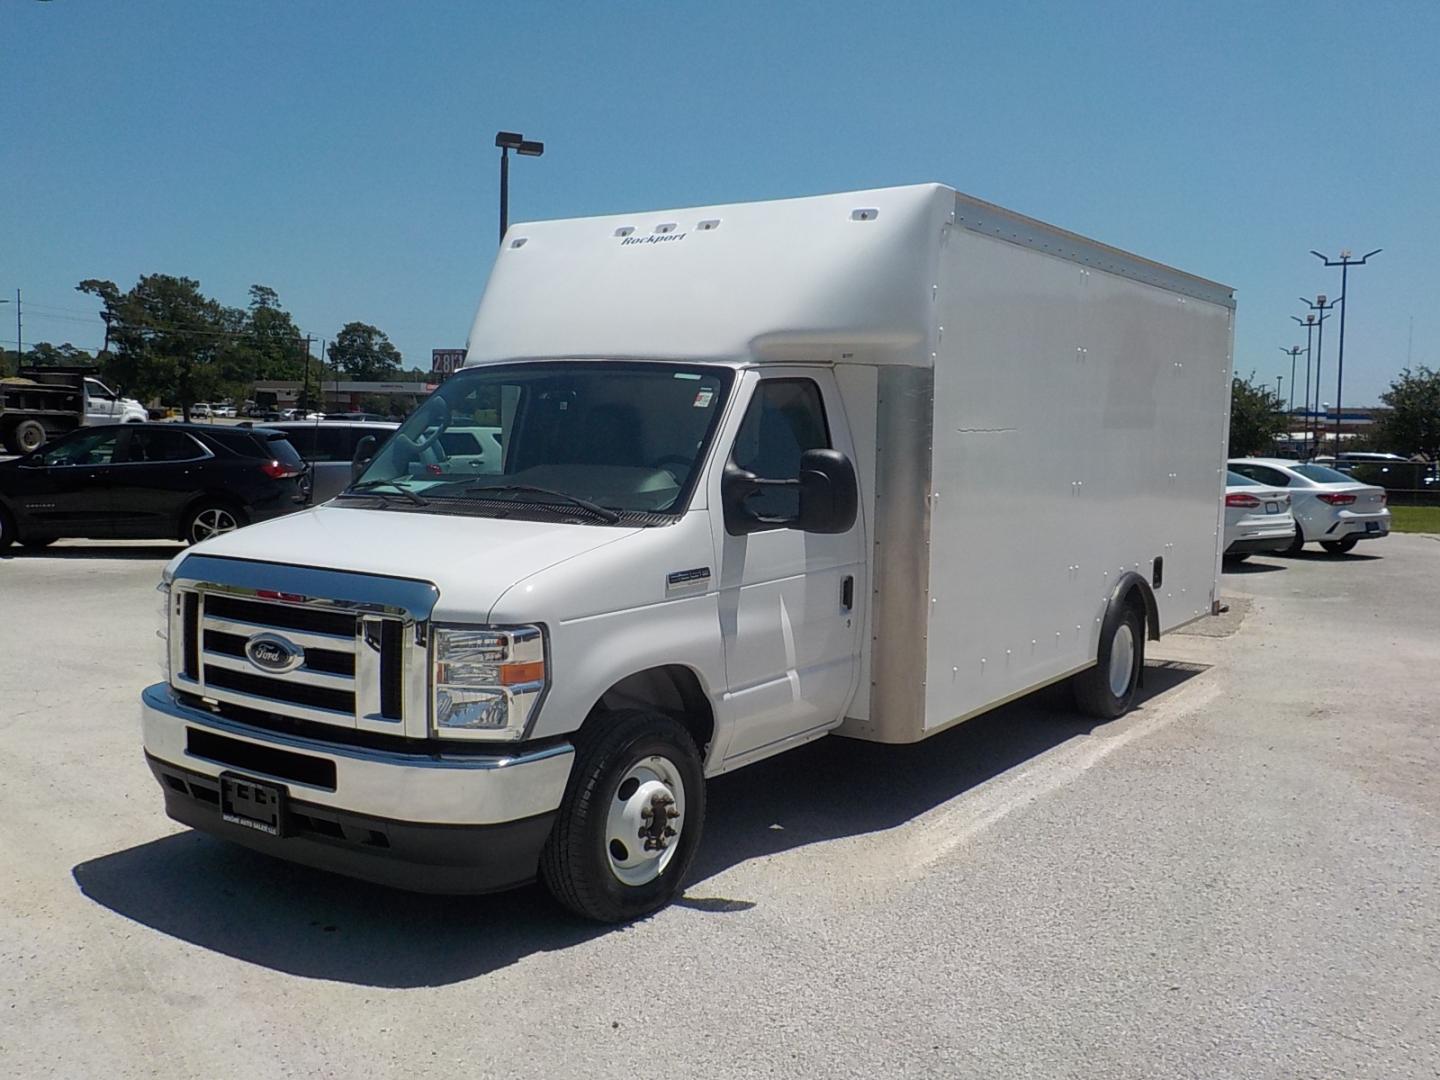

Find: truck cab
83;377;147;425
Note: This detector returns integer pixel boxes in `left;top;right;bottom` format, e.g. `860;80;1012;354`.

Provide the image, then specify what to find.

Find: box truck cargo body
140;184;1235;921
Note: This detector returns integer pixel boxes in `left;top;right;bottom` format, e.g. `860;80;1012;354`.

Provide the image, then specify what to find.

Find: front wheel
1283;527;1306;555
541;710;705;923
1072;603;1144;720
1321;536;1360;554
184;501;247;545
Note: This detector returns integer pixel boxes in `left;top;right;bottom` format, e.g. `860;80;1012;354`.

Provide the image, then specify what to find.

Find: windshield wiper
343;478;429;506
459;483;622;524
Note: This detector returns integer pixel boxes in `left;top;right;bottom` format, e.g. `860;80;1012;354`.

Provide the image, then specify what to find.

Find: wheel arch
1108;570;1160;642
578;664;717;762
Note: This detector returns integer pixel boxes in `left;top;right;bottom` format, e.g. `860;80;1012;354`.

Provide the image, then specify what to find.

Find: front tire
1072;602;1144;720
19;536;55;550
541;710;705;923
184;501;247;545
0;507;15;551
1283;526;1306;555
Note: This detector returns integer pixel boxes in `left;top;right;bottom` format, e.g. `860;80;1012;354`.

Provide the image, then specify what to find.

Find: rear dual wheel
1072;602;1144;720
541;710;704;923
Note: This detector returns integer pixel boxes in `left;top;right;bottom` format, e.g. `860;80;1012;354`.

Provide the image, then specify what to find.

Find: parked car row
0;419;400;549
1223;457;1390;561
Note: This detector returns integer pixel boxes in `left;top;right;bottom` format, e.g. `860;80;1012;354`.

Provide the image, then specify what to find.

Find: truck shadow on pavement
72;660;1204;988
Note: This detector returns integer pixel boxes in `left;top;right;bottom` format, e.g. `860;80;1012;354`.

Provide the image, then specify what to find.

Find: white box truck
140;184;1235;921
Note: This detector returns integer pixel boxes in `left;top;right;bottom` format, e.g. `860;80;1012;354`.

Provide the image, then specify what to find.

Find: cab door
12;427;125;536
713;370;865;763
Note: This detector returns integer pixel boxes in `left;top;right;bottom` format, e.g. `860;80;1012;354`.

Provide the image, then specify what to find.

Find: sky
3;0;1437;407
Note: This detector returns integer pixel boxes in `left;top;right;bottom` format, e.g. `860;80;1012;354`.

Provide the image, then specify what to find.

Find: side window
311;427;352;462
123;428;206;463
40;429;121;466
281;427;317;459
730;378;831;520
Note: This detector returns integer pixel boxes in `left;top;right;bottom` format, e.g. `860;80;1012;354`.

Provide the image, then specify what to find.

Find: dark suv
0;424;307;550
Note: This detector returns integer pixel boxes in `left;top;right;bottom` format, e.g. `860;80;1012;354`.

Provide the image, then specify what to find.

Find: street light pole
1290;315;1317;457
1312;248;1381;461
1299;296;1339;457
1279;345;1303;448
495;130;545;244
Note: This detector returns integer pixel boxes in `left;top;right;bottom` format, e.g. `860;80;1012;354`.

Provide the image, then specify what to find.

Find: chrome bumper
140;683;574;826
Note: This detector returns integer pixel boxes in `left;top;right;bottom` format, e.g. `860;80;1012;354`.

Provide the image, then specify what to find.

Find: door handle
841;575;854;611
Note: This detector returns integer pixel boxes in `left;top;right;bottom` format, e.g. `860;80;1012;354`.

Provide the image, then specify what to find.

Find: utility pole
1290;314;1317;457
13;289;18;363
1299;295;1339;457
1312;248;1381;459
303;334;313;413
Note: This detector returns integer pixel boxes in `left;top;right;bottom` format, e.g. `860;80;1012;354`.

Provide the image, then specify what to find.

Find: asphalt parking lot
2;536;1438;1078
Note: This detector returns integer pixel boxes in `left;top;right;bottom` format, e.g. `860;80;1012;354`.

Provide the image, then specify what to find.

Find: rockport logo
620;232;686;247
245;633;305;674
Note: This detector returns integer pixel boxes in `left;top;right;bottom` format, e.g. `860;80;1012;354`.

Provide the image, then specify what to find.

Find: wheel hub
605;756;686;887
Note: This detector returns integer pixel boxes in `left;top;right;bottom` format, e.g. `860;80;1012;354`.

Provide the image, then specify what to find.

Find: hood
171;504;643;620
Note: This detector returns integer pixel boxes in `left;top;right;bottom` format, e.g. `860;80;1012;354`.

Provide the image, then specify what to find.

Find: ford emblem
245;632;305;674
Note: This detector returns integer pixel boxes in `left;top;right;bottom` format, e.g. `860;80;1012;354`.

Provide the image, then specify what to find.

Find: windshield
346;361;733;519
1293;464;1356;484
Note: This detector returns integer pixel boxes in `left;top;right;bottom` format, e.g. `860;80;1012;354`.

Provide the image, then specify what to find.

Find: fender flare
1108;571;1161;642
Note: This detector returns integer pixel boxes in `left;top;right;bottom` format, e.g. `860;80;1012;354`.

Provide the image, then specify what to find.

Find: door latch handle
841;575;854;611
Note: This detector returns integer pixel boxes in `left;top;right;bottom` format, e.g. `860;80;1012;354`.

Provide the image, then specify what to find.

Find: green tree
327;322;402;380
1376;365;1440;459
1228;372;1286;456
78;274;234;418
15;342;97;368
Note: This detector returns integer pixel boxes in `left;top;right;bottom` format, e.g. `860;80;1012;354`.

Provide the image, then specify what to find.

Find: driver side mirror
796;449;858;534
351;435;377;482
721;448;858;535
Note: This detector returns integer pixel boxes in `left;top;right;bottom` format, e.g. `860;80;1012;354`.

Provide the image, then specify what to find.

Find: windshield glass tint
352;362;732;515
1293;464;1355;484
1226;471;1260;486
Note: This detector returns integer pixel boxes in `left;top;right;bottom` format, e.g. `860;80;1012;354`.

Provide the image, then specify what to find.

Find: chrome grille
167;561;436;739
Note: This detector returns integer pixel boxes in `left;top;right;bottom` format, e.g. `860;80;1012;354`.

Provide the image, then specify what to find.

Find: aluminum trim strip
202;616;357;652
172;554;439;620
194;683;356;727
202;651;355;689
143;682;572;771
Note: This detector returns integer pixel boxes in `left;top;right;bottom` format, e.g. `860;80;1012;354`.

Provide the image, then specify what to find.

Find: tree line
0;274;431;413
1229;366;1440;461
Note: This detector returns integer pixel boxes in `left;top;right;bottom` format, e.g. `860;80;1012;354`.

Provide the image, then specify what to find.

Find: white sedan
1223;470;1295;561
1228;458;1390;555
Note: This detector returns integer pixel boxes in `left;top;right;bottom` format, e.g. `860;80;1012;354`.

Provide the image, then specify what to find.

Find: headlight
432;625;546;741
156;581;172;681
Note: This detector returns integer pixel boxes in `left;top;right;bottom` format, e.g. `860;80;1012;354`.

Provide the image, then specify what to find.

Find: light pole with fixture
1299;295;1340;457
1312;247;1381;460
1279;344;1304;445
495;130;545;244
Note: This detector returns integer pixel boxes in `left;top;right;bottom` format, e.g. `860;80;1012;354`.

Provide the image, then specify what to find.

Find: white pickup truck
141;184;1235;921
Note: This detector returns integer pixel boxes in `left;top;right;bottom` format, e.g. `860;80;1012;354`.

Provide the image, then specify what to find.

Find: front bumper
141;683;574;893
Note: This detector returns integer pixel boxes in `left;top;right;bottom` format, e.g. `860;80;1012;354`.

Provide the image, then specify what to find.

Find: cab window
730;378;831;519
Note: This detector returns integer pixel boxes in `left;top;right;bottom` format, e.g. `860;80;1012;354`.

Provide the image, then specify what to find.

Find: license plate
1265;502;1279;514
1365;521;1380;533
220;773;287;837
